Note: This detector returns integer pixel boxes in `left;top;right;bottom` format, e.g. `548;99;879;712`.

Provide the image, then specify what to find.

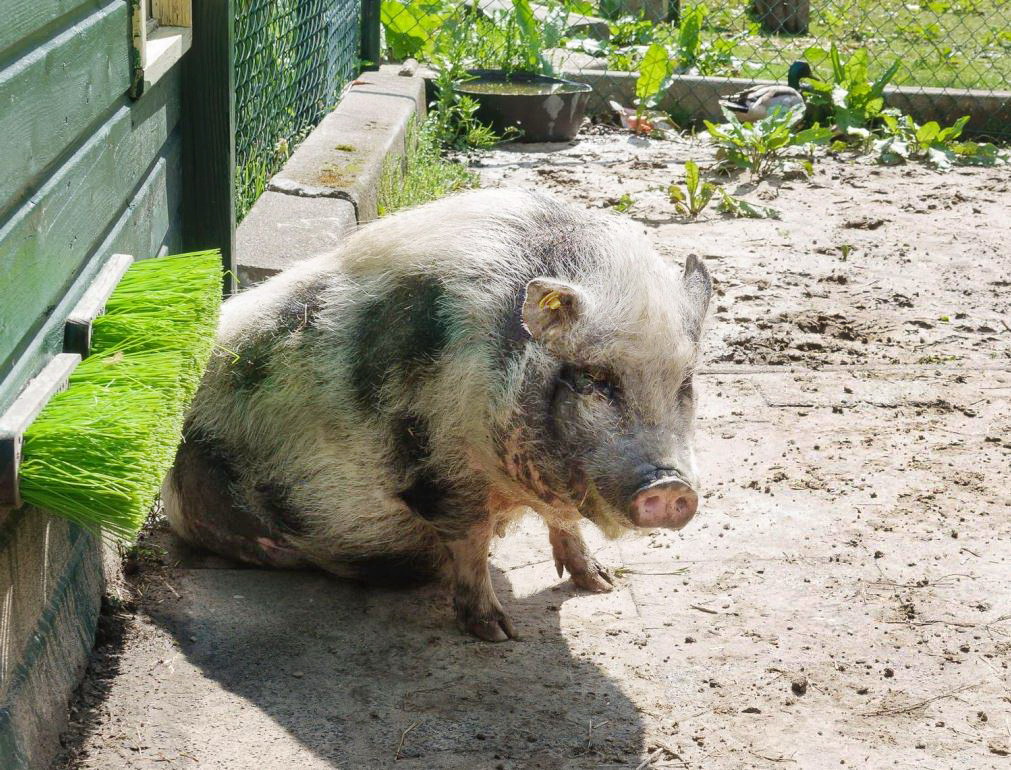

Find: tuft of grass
18;251;223;541
377;118;479;216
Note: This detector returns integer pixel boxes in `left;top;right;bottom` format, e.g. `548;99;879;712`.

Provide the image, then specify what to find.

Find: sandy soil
54;128;1010;769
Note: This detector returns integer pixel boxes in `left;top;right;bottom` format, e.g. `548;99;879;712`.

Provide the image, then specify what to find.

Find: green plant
676;4;705;69
383;0;563;75
716;189;781;219
380;0;446;59
611;193;635;212
235;156;271;221
668;161;716;218
563;4;738;77
804;45;900;132
875;113;1010;169
609;16;657;47
378;118;480;216
634;43;674;126
427;62;507;150
705;108;832;178
512;0;566;75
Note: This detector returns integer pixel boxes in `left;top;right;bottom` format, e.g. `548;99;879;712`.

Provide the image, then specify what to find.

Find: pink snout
630;480;699;530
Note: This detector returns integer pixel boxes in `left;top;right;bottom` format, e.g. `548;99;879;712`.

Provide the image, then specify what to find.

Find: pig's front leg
448;519;516;642
548;525;614;593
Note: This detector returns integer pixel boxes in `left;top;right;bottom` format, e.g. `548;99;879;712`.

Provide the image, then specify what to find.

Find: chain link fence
234;0;364;219
379;0;1010;138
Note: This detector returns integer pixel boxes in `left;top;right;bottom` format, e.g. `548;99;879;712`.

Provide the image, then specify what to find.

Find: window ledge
143;25;192;90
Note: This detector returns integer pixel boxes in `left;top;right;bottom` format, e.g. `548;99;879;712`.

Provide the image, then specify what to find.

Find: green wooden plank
0;0;130;216
0;81;184;412
0;0;98;58
0;70;182;391
110;134;184;260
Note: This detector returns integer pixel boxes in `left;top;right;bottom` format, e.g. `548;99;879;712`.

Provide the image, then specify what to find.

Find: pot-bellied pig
163;188;711;641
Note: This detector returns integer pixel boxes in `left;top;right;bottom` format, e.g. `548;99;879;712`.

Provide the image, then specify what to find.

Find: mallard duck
719;61;814;122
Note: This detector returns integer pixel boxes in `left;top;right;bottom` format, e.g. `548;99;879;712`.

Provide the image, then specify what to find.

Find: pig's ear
682;255;712;340
522;278;586;348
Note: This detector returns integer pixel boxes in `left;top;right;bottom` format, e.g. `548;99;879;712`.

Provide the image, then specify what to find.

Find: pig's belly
164;433;447;585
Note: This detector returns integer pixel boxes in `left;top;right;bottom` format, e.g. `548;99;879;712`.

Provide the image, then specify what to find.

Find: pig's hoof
569;558;614;593
550;528;614;593
458;608;517;642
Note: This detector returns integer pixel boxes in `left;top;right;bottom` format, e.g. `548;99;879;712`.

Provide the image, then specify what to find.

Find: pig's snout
629;473;698;530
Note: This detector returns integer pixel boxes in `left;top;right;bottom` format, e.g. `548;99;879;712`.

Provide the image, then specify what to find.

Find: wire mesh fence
379;0;1010;138
234;0;363;219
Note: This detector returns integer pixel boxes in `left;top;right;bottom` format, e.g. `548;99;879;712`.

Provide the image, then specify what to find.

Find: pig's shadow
143;553;646;768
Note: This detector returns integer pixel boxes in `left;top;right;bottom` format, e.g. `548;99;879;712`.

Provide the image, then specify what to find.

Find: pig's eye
570;368;618;401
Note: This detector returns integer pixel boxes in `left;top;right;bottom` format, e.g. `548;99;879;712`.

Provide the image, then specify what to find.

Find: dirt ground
54;128;1010;769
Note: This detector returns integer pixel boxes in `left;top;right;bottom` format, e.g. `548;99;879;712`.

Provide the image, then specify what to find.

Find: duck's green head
787;60;814;89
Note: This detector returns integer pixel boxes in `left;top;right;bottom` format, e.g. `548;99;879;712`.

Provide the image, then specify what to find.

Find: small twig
636;747;666;770
748;749;797;763
619;569;690;576
861;683;979;717
884;614;1010;630
1000;318;1011;333
161;576;180;599
690;604;719;615
587;718;609;750
400;676;464;709
394;722;418;760
653;739;690;768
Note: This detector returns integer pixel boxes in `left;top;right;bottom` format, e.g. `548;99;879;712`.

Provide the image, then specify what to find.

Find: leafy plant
668;161;716;218
874;113;1010;169
512;0;566;75
427;62;507;150
561;6;738;78
705;108;832;178
381;0;445;60
609;16;657;47
804;45;900;132
634;43;674;126
676;5;705;69
383;0;559;76
716;190;781;219
611;193;635;212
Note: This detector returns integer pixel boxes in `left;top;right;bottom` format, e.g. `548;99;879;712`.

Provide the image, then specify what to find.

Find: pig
163;188;711;641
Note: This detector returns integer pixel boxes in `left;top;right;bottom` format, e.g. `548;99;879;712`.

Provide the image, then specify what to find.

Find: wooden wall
0;1;186;765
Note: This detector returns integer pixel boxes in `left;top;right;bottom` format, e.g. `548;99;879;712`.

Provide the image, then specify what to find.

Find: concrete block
269;66;427;224
236;192;356;287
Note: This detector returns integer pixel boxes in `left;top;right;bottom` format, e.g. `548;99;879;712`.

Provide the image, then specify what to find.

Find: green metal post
182;0;237;296
361;0;381;72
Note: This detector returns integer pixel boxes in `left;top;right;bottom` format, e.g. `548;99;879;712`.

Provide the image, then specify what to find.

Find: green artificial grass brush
11;250;223;540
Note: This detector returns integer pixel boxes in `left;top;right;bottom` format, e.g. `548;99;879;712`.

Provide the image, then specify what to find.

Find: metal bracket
64;253;134;357
0;354;81;508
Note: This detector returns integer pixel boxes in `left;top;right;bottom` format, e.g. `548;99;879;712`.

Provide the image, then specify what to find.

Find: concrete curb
237;65;427;287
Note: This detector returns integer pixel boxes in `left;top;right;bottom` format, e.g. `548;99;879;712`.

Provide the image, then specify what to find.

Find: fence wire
235;0;363;219
379;0;1010;139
